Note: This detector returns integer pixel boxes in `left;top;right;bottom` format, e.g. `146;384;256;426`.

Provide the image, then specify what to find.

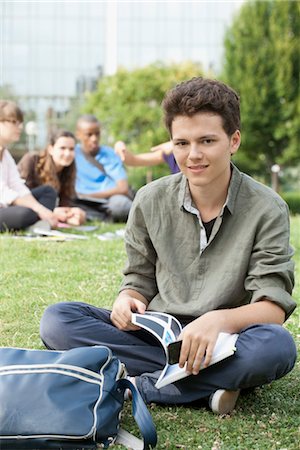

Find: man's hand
178;310;226;375
110;290;148;331
178;300;285;375
13;193;58;228
150;141;173;155
114;141;136;166
114;140;127;161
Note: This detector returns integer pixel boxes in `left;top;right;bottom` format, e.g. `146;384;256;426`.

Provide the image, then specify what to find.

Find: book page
155;332;238;389
132;312;239;390
131;312;182;355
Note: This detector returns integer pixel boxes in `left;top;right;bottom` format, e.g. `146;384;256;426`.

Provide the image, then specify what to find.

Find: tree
81;61;204;185
222;0;300;177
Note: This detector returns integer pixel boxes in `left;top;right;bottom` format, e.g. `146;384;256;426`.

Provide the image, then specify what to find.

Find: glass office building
1;0;243;145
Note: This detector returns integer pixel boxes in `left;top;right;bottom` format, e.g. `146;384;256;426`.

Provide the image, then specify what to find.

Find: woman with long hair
18;129;86;226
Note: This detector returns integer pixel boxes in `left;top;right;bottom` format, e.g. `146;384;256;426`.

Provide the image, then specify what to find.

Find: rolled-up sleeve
245;198;296;319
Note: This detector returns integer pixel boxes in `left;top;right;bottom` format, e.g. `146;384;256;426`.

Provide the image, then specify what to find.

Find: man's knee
264;324;297;377
40;302;72;350
237;324;297;386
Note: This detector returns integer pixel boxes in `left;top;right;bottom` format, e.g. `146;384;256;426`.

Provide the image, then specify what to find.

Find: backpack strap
115;378;157;450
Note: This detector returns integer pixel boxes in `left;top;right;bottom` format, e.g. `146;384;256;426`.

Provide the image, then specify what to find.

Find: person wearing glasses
0;100;57;232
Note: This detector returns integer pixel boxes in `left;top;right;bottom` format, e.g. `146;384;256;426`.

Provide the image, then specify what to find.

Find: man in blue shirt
74;115;132;222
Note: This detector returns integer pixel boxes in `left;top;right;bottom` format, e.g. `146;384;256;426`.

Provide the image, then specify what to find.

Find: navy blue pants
0;185;57;232
40;301;297;405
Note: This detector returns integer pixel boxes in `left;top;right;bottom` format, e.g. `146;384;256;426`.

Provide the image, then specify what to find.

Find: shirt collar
178;163;243;215
178;175;189;211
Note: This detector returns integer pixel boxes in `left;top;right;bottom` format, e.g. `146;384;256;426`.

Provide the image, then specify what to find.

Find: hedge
281;192;300;215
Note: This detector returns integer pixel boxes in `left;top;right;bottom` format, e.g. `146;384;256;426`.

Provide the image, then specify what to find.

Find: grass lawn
0;217;299;449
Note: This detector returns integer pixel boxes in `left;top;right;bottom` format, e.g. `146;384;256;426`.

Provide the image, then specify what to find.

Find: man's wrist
118;289;149;306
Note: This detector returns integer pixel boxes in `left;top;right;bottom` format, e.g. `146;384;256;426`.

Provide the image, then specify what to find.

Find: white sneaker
209;389;240;414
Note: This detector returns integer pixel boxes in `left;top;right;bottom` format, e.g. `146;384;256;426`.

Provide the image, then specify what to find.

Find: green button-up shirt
120;164;296;320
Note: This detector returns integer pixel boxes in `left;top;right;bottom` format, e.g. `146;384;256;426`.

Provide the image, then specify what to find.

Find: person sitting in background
73;114;132;222
114;140;180;174
18;130;86;226
0;100;57;232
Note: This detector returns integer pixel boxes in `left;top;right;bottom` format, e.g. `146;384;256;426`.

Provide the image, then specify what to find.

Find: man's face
76;122;101;155
172;112;240;192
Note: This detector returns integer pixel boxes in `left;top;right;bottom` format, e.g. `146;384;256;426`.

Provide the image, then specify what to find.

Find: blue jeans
40;302;297;405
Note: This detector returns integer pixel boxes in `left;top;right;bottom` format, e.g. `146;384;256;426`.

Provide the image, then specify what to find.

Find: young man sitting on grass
40;77;297;414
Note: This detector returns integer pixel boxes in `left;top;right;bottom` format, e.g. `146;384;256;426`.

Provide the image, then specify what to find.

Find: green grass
1;217;299;449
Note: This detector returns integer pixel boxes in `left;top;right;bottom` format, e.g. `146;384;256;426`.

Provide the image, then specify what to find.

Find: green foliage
81;61;204;186
83;61;203;150
279;164;300;193
222;0;300;175
281;192;300;215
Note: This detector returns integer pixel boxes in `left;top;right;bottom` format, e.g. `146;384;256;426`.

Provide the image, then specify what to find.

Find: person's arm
179;300;285;375
150;141;173;155
179;199;294;375
110;187;158;329
114;141;166;167
78;178;129;199
110;289;149;331
0;150;31;206
13;193;58;227
77;147;131;199
1;151;56;226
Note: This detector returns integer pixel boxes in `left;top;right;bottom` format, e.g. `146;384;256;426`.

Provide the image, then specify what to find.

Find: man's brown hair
162;77;240;137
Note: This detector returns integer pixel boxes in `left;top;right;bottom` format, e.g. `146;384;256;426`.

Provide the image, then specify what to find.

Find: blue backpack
0;346;157;449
